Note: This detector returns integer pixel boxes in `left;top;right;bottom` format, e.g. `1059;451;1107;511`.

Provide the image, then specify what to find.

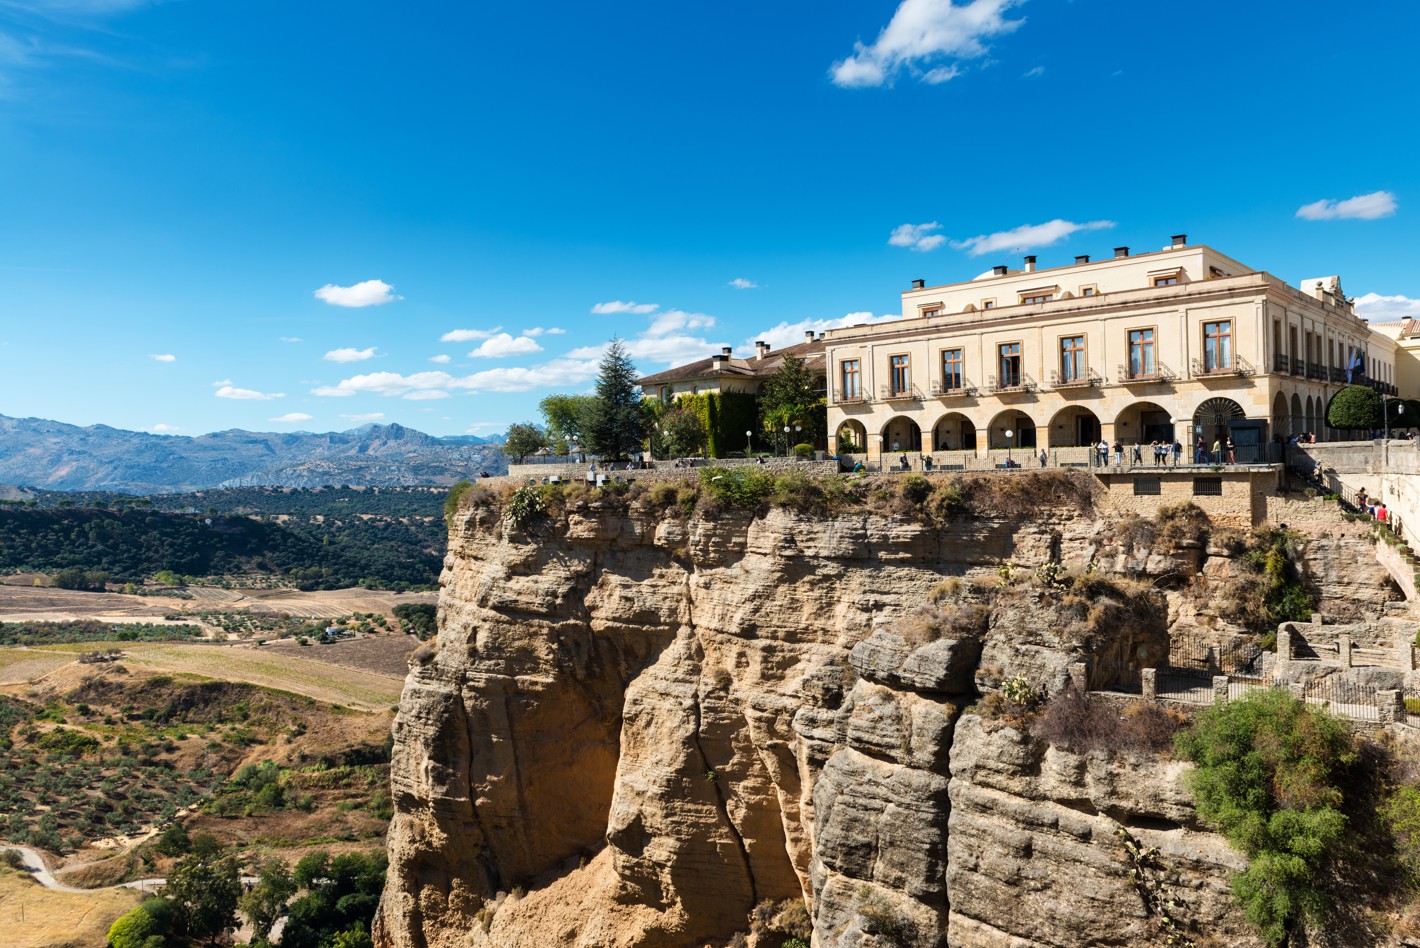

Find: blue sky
2;0;1418;438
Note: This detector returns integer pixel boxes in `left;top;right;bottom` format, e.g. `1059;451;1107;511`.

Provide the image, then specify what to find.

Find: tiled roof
637;339;826;386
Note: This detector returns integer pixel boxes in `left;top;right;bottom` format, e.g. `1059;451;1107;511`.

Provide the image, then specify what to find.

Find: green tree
1174;690;1356;946
582;339;645;461
759;353;826;446
501;423;549;463
166;851;241;944
660;406;707;458
240;856;297;944
107;898;175;948
539;393;596;452
444;480;473;528
282;851;388;948
1325;384;1383;431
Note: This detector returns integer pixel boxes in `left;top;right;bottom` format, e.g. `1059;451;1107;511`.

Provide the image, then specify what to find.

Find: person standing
1038;448;1048;468
1195;436;1206;465
1113;440;1123;467
1132;442;1143;465
1211;437;1222;464
1172;438;1183;466
1225;436;1236;464
1096;439;1108;467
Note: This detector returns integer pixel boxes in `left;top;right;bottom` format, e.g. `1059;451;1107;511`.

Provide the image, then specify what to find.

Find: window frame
1193;477;1223;497
941;347;965;392
1079;284;1098;297
1203;319;1233;372
1020;293;1055;305
839;359;861;400
889;353;911;396
1127;325;1157;379
1059;334;1086;382
997;341;1023;388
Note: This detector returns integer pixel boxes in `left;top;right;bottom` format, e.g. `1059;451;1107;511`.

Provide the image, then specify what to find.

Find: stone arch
1047;405;1102;447
986;408;1038;449
1290;393;1303;436
880;415;922;453
1305;395;1316;435
1193;397;1245;445
930;412;976;452
1272;391;1290;441
1113;400;1175;446
835;419;867;454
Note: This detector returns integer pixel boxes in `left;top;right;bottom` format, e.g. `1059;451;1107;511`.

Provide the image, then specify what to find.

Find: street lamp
793;424;802;457
745;429;753;457
782;425;790;457
1004;428;1014;466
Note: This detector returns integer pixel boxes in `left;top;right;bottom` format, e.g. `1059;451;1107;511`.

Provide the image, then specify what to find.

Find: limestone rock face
375;491;1399;948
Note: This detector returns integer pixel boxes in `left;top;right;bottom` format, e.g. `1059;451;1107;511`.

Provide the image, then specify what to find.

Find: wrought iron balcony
929;378;979;397
1048;367;1103;389
1273;353;1289;373
1330;367;1347;384
1116;361;1177;383
987;372;1037;394
1290;356;1305;376
879;383;923;402
831;387;865;405
1191;355;1255;379
1306;362;1327;380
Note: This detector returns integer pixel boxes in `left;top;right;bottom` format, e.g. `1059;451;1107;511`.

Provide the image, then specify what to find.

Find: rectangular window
1081;286;1097;297
1153;276;1179;287
942;348;964;391
1128;328;1156;378
1060;335;1085;382
1021;293;1054;305
1133;477;1162;496
921;308;940;319
840;360;860;400
890;355;910;395
1204;320;1233;371
998;342;1022;388
1193;477;1223;497
982;300;995;310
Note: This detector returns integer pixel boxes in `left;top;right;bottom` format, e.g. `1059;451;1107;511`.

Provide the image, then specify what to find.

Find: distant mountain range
0;414;510;493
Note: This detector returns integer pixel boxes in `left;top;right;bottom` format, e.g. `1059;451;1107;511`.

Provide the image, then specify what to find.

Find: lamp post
745;429;753;457
1004;428;1014;466
782;425;790;458
793;424;802;457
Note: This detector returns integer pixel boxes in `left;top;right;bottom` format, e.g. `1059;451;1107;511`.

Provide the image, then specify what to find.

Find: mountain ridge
0;413;509;493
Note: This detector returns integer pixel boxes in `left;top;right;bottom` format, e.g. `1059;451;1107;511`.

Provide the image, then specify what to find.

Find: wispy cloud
279;336;303;343
469;333;543;358
269;412;313;423
312;358;602;399
150;353;176;362
323;346;378;363
952;218;1114;257
213;381;285;401
1023;65;1044;78
569;309;725;367
1354;292;1420;321
830;0;1025;88
440;327;500;342
313;279;400;308
592;300;659;314
341;412;385;423
728;278;760;289
520;326;566;336
429;354;452;364
1296;191;1397;221
889;222;946;252
149;423;179;433
747;312;902;350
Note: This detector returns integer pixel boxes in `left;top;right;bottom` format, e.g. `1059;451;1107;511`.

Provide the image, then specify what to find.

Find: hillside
0;415;508;493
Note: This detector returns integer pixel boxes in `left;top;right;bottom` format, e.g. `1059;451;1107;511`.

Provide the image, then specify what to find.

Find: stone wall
505;457;839;482
1095;467;1280;528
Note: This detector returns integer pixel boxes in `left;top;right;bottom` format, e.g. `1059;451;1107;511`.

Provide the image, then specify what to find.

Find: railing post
1338;634;1353;668
1277;625;1293;663
1379;689;1404;725
1141;668;1157;700
1212;675;1229;705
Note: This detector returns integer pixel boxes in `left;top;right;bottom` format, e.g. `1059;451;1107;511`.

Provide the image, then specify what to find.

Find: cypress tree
583;339;646;460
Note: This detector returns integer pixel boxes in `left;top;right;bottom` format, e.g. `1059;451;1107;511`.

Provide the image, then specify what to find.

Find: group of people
1354;487;1391;524
1093;438;1187;468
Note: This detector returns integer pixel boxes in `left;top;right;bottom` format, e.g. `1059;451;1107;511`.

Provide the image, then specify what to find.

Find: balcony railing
831;387;865;405
1273;353;1289;373
1307;362;1327;380
1117;361;1178;383
987;372;1037;394
1048;367;1103;389
1191;355;1256;379
879;383;923;402
1368;379;1398;396
1330;366;1347;384
929;378;979;397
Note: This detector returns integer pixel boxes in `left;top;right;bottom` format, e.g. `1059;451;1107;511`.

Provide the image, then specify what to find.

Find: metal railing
1048;367;1103;389
1291;356;1305;376
1191;355;1255;378
879;383;924;401
830;387;865;405
1117;361;1177;383
987;372;1037;394
1307;362;1327;380
929;377;979;397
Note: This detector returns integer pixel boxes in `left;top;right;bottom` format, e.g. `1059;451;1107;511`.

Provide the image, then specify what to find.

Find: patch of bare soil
264;633;420;678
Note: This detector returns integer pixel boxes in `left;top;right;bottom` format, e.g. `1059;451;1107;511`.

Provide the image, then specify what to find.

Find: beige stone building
1370;318;1420;404
826;235;1398;465
636;333;826;403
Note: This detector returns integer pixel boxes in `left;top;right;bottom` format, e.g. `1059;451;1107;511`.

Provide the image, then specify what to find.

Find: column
1212;675;1229;705
1337;634;1353;668
1141;668;1157;700
1379;690;1404;725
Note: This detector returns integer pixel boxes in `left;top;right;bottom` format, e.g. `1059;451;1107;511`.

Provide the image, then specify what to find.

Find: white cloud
592;300;659;314
469;333;544;358
313;359;603;399
1355;293;1420;321
149;423;180;433
466;422;503;433
747;312;903;350
1296;191;1397;221
952;218;1114;257
440;327;501;342
830;0;1024;88
323;346;378;363
1023;65;1044;77
280;336;303;343
270;412;313;423
341;412;385;423
520;326;566;337
404;390;450;400
728;278;760;289
429;354;452;364
570;308;727;367
889;222;947;252
150;353;176;363
213;382;285;400
313;279;400;308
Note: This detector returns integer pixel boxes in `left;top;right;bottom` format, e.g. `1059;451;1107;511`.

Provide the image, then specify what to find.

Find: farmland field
0;866;139;948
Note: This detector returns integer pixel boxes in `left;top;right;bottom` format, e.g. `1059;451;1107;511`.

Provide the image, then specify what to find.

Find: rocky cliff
375;477;1401;948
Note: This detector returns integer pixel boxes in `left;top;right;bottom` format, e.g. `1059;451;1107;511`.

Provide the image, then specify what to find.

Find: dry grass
1029;685;1188;756
895;602;988;647
0;865;139;948
0;648;71;684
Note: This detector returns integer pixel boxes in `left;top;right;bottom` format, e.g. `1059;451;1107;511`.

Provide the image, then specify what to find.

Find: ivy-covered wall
668;390;762;457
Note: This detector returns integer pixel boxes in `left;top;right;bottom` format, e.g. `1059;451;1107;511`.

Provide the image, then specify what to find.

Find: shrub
1174;690;1356;946
1030;686;1184;756
107;898;176;948
698;467;776;510
504;486;546;530
647;482;680;508
443;480;474;527
792;443;814;459
1155;502;1211;548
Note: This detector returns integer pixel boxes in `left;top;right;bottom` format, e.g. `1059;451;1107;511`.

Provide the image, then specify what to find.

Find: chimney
1114;246;1130;258
817;332;826;341
1075;255;1090;265
721;345;733;357
992;265;1008;276
755;340;769;358
1023;255;1036;273
1171;234;1187;249
911;278;925;289
711;354;722;371
804;330;815;343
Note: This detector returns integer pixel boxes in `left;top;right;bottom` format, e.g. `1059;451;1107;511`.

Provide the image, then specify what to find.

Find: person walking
1194;436;1206;465
1132;442;1143;466
1211;437;1222;464
1038;448;1048;468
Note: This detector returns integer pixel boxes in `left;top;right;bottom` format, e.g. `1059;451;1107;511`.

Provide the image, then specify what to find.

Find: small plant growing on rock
1002;675;1037;707
504;486;546;529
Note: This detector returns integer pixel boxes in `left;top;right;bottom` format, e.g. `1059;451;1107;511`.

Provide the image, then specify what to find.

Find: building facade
636;333;826;402
826;236;1398;462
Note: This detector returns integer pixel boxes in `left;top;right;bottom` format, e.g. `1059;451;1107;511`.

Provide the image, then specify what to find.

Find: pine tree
758;353;826;445
583;339;646;460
